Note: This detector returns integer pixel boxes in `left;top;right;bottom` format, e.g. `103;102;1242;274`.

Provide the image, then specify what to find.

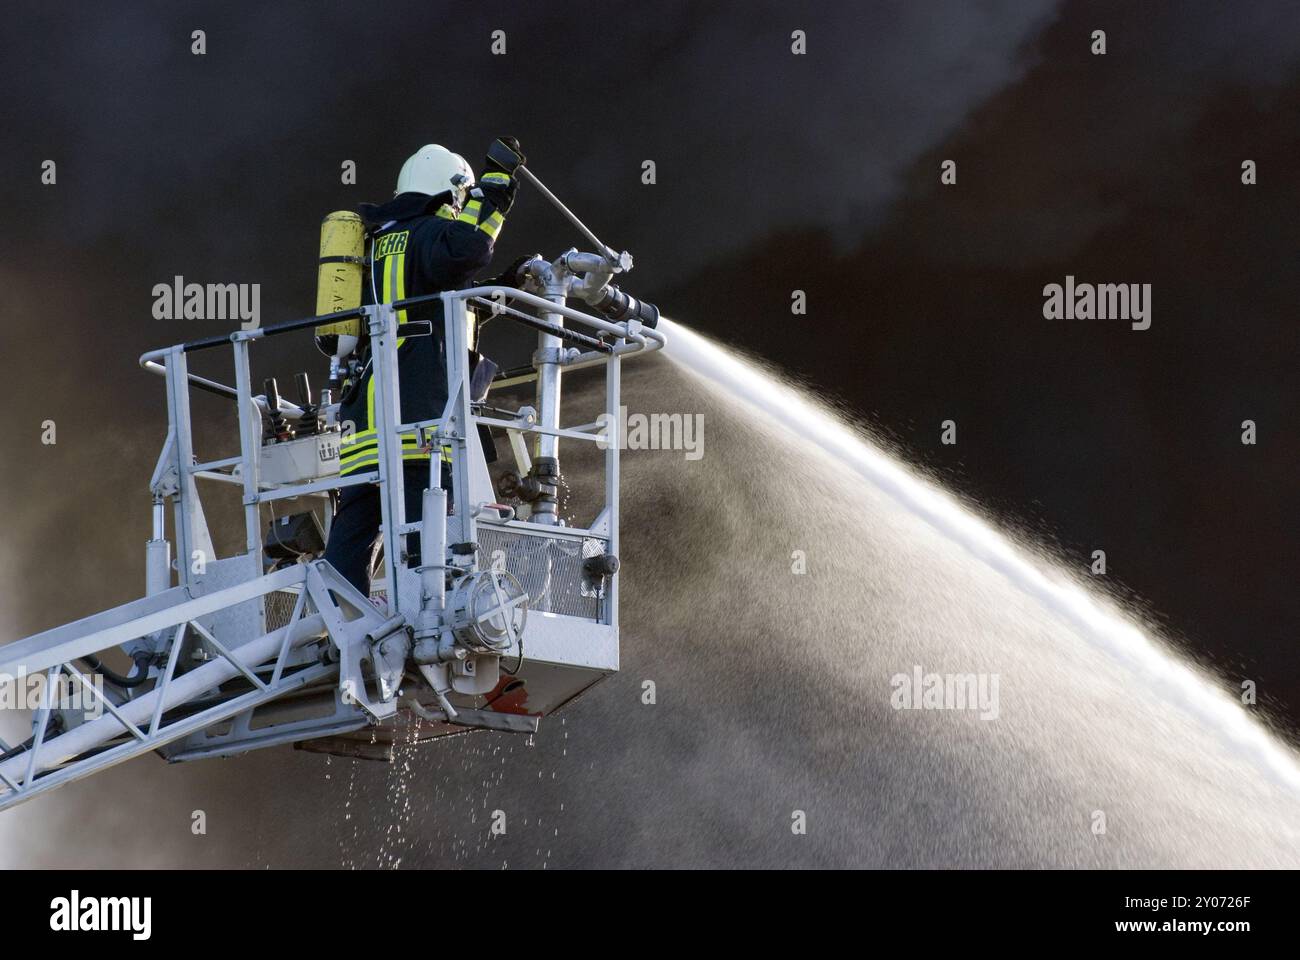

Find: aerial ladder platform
0;220;665;810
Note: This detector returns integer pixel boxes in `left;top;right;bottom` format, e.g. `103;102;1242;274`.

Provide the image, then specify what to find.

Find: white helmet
396;144;474;207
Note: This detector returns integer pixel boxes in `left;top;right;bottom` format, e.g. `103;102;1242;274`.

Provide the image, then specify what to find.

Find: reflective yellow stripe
339;454;378;476
453;195;505;239
366;371;376;437
339;439;376;457
480;172;510;185
340;443;427;476
340;448;448;476
395;248;406;307
339;219;458;479
338;376;380;462
479;210;504;240
339;454;376;471
341;432;421;455
340;438;421;462
384;245;407;348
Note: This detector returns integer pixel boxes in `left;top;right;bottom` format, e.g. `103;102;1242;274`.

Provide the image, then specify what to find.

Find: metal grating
476;526;606;620
264;589;300;632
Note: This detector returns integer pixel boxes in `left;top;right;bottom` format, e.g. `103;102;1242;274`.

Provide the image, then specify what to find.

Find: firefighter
323;139;523;598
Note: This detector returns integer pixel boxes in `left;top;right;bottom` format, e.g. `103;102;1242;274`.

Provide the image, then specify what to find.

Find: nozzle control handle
486;138;526;174
514;165;631;273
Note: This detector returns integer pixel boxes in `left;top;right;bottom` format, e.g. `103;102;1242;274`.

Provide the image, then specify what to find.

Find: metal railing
136;281;665;626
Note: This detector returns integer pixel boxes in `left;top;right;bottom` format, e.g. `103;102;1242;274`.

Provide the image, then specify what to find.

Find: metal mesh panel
263;589;300;632
476;527;606;620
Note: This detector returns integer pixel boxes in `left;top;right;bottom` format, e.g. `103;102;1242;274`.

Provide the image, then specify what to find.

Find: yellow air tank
313;210;366;367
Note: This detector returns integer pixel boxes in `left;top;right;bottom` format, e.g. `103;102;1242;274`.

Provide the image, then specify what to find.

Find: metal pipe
145;538;170;597
404;695;447;724
367;303;412;614
605;351;621;628
531;281;567;525
562;250;612;274
140;285;659;373
417;486;448;643
515;165;624;268
143;519;173;662
142;360;306;418
473;416;602;443
452;286;630;338
232;339;261;557
467;297;612;353
151;499;166;541
416;665;458;720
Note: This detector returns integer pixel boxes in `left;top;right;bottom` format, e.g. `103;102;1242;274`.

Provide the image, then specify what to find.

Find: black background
14;869;1293;945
